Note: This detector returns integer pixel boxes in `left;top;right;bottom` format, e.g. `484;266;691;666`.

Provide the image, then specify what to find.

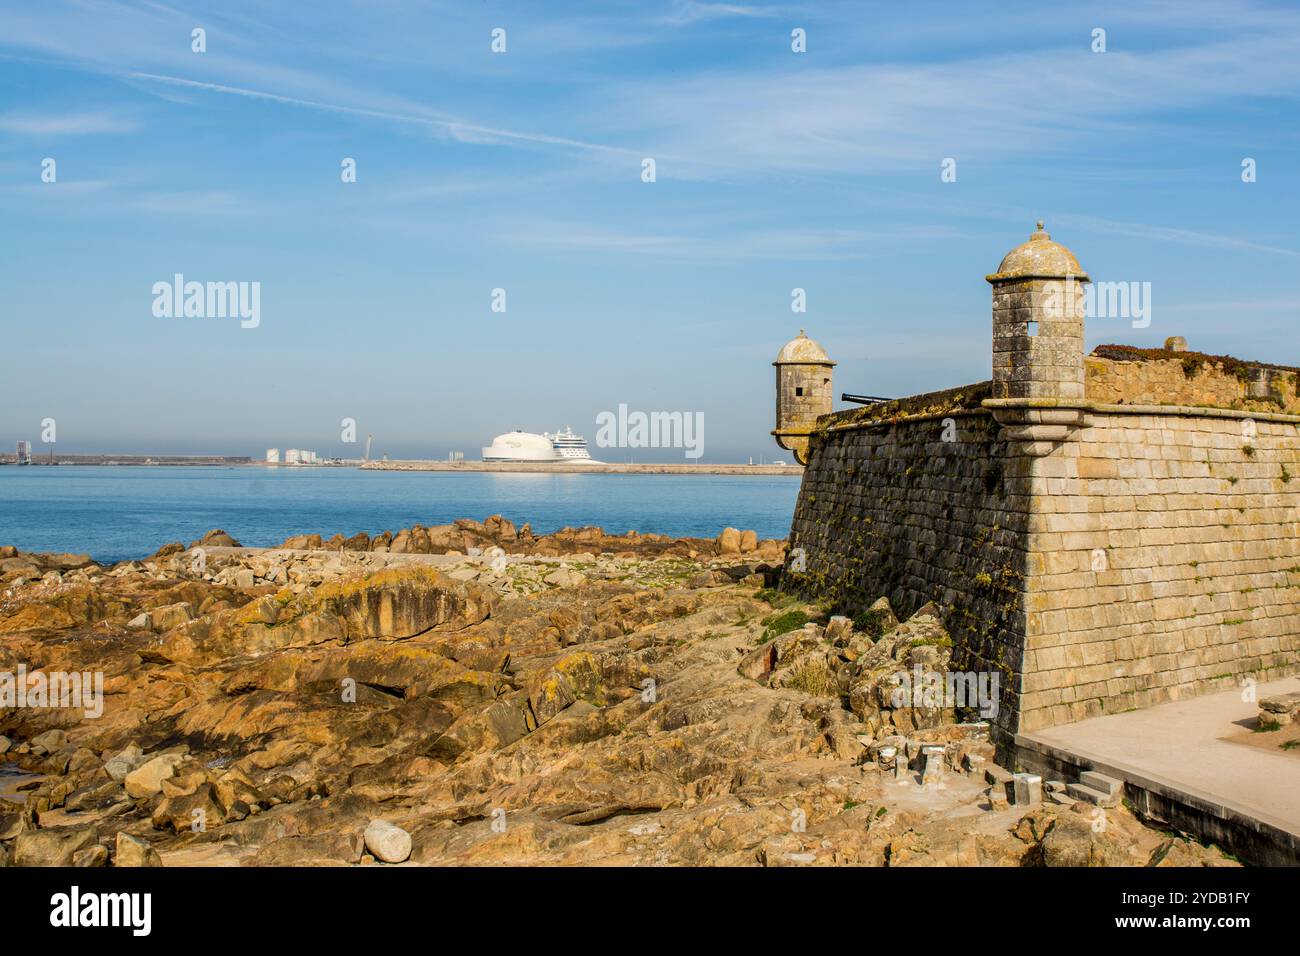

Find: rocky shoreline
0;518;1235;867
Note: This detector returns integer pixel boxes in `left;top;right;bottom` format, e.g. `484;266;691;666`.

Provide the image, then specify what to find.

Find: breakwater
361;461;803;475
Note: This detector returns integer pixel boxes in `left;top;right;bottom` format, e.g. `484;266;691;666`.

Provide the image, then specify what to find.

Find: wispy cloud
657;1;782;26
125;72;654;159
1059;213;1300;259
502;221;965;261
0;110;138;136
609;25;1300;175
132;190;261;217
0;179;117;197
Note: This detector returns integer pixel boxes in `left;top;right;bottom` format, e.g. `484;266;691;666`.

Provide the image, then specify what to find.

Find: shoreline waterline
361;461;802;475
0;465;801;564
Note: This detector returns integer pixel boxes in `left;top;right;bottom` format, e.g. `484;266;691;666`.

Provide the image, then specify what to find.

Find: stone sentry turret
986;220;1089;401
772;330;836;465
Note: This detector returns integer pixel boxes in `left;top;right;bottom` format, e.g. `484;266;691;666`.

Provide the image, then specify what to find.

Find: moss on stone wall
785;409;1031;743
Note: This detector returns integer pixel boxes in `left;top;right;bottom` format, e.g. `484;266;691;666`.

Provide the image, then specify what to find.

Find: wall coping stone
983;397;1300;424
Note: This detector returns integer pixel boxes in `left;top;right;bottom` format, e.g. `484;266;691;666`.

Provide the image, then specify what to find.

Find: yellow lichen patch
232;595;285;627
313;565;451;603
0;603;77;633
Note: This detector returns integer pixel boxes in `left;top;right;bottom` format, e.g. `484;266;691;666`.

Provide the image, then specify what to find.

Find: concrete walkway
1020;677;1300;841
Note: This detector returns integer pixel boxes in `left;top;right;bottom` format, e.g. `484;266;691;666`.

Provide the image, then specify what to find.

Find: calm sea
0;466;802;563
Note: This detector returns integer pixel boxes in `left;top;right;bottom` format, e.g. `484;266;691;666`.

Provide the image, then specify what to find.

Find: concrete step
1065;782;1120;808
985;766;1014;787
1079;771;1123;798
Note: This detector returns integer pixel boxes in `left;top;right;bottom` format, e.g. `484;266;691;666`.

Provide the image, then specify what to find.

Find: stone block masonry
1019;408;1300;731
778;223;1300;749
788;399;1032;743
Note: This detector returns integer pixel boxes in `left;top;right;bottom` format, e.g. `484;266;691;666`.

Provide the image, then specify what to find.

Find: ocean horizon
0;465;801;563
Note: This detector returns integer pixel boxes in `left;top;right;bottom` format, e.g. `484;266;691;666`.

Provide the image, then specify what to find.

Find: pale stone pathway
1022;677;1300;837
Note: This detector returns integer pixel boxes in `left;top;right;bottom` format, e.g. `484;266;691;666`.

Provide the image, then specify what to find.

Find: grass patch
755;587;797;610
851;606;893;640
785;660;836;696
759;609;811;643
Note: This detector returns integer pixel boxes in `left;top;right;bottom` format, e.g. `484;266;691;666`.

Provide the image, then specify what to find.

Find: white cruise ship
481;427;602;463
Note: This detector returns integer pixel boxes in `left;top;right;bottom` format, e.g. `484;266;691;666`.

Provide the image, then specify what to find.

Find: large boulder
429;696;534;759
715;528;742;554
104;743;147;782
191;529;241;548
160;566;495;664
151;784;225;834
0;586;131;633
312;566;496;640
35;552;96;570
527;652;610;725
364;819;412;863
1038;809;1123;867
847;603;956;731
14;827;100;866
124;753;187;799
737;625;824;682
252;831;364;866
342;532;371;551
115;832;163;867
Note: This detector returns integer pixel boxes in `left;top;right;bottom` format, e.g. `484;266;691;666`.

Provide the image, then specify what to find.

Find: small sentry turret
986;221;1089;401
772;329;835;465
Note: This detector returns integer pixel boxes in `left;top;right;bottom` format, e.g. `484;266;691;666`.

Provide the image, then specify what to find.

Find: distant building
266;448;280;464
284;449;301;464
448;450;464;462
16;440;31;465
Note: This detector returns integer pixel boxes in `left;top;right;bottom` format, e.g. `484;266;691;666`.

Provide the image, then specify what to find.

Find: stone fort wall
1019;407;1300;731
789;397;1300;743
1086;350;1300;414
788;394;1032;741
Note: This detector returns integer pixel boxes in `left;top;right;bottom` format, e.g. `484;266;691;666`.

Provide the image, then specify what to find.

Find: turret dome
987;221;1088;283
775;329;835;365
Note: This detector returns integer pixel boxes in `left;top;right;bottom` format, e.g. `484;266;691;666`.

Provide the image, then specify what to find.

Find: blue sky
1;0;1298;461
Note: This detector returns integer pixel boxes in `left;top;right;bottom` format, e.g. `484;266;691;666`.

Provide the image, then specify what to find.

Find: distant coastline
360;460;803;476
0;456;801;475
0;454;259;467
